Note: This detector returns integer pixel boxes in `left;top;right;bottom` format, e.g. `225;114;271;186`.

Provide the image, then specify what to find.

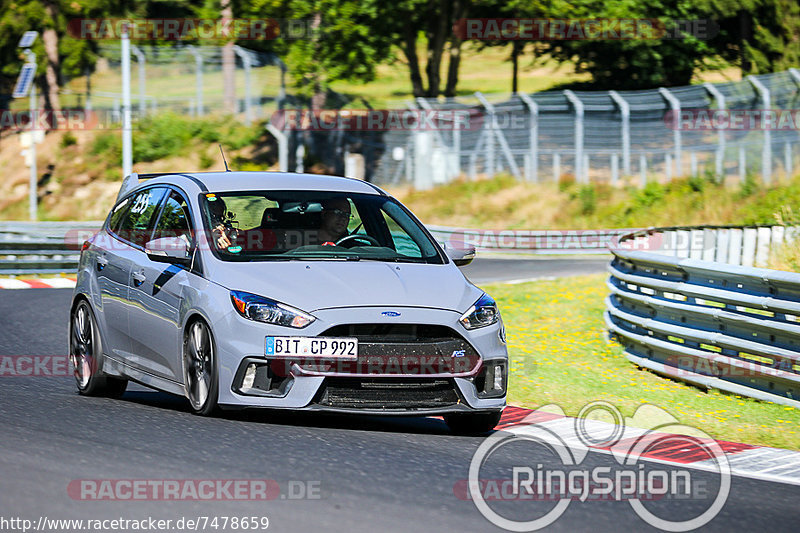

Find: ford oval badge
381;311;401;317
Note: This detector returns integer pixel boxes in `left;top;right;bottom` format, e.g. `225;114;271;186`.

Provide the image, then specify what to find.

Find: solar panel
18;31;37;48
12;63;36;98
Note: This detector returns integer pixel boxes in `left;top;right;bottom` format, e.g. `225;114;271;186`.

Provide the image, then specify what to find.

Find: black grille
314;378;460;409
310;324;480;375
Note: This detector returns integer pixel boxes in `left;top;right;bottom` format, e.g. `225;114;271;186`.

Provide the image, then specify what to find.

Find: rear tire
444;411;502;435
183;319;219;416
70;300;128;398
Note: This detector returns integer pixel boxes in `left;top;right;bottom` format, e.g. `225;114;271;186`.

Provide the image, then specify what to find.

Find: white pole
121;27;132;178
29;81;37;221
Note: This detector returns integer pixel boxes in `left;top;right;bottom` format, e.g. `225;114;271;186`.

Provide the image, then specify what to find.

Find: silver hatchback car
70;172;507;433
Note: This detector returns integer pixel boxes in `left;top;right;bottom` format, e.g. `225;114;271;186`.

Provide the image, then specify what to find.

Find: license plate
265;336;358;359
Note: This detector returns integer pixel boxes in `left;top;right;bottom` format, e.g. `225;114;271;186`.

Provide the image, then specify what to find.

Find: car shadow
117;389;491;437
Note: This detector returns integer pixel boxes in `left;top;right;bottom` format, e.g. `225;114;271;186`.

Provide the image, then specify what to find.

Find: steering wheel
335;233;380;247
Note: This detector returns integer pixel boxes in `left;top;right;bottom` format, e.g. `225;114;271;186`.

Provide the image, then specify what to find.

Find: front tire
70;300;128;398
183;319;219;416
444;411;502;435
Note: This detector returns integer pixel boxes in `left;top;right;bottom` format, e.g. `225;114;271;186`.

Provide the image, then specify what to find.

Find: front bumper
214;306;507;413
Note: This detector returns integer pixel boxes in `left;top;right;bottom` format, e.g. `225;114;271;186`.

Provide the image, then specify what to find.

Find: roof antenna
219;144;230;172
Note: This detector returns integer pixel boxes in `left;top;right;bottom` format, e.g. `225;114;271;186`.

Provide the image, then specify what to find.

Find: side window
153;191;193;246
116;187;168;247
381;211;422;258
107;196;132;233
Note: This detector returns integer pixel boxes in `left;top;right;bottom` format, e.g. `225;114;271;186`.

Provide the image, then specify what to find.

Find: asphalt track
1;260;798;532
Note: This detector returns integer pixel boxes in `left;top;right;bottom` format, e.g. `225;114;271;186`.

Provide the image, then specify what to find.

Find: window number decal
130;193;150;215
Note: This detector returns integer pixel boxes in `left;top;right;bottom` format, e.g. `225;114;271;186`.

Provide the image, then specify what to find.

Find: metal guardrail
427;225;628;255
606;224;800;408
0;221;620;277
0;222;102;276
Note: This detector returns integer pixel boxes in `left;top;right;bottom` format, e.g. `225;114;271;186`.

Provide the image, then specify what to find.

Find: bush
60;132;77;148
90;132;121;160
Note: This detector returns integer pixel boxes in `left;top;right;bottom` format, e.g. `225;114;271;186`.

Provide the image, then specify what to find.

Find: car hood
208;260;482;313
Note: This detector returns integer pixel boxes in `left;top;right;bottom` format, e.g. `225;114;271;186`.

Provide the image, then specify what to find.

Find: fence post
564;90;584;183
665;153;672;181
640;154;647;187
233;46;253;125
519;93;539;181
704;82;726;180
553;153;561;182
266;123;288;172
130;45;146;118
608;90;630;174
739;145;746;183
475;92;521;179
611;153;619;185
583;154;590;182
747;75;772;184
187;46;204;116
659;87;682;177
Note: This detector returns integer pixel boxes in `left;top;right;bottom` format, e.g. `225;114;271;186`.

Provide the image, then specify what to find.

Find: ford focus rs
70;171;507;433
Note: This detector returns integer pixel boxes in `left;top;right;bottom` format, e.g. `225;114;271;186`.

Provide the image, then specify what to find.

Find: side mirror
441;241;476;267
145;236;191;266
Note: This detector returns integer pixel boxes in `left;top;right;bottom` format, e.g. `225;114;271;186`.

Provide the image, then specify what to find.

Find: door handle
132;271;146;287
96;256;108;271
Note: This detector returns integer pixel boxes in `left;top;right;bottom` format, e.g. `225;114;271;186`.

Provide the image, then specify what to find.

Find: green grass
393;173;800;230
481;274;800;450
330;48;589;107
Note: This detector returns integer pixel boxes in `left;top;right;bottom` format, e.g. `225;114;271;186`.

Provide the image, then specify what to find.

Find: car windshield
200;190;445;264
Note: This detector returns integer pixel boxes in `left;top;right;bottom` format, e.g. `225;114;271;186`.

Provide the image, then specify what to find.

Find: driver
318;198;352;245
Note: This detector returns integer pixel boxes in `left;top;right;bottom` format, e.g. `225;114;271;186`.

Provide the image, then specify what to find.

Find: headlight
459;293;499;330
230;291;315;328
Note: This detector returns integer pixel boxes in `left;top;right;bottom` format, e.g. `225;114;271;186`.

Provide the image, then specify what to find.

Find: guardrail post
747;75;772;184
519;93;539;182
659;87;682;177
564;90;585;183
608;91;630;174
742;228;758;267
704;82;726;180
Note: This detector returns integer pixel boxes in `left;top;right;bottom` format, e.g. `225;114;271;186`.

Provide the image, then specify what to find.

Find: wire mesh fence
54;44;287;125
368;69;800;188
